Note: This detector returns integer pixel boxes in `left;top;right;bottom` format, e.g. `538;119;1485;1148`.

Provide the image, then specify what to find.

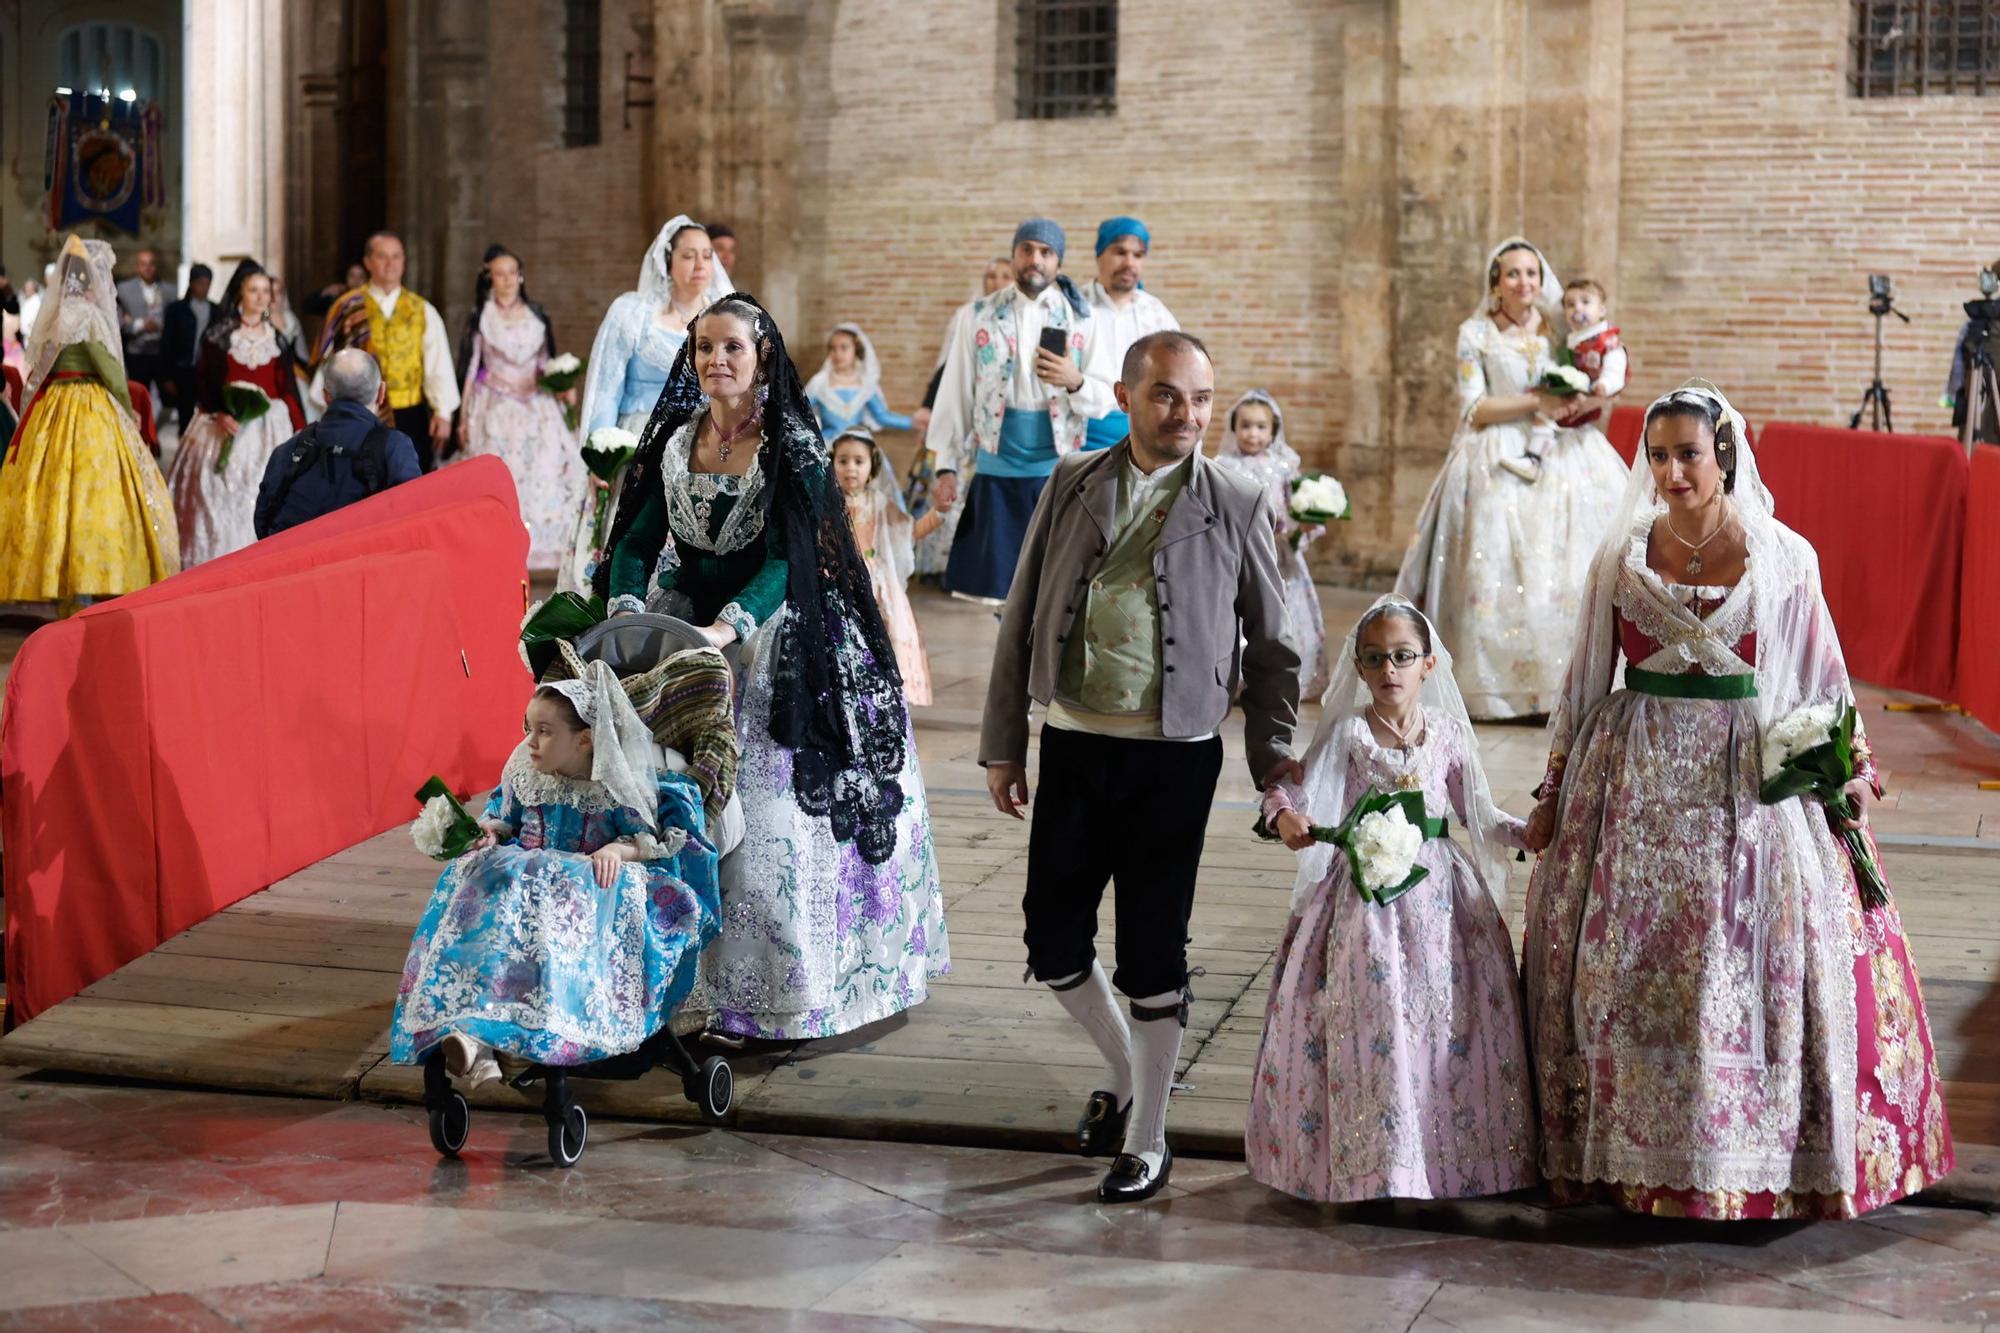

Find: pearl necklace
1369;705;1425;791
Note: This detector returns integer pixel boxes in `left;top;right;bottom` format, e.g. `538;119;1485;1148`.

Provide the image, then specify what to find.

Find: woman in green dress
597;293;949;1039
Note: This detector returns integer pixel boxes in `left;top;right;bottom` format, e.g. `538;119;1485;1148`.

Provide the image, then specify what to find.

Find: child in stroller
392;633;739;1167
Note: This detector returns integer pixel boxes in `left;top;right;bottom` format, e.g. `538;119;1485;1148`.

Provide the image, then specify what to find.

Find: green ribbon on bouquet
1255;787;1447;907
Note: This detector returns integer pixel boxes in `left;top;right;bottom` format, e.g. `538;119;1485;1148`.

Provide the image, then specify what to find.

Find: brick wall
435;0;1999;581
474;0;657;361
1616;0;2000;443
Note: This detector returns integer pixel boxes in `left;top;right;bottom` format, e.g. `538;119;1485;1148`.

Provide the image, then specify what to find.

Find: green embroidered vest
1055;460;1191;715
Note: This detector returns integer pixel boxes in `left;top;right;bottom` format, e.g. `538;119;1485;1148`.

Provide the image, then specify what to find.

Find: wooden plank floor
6;587;2000;1157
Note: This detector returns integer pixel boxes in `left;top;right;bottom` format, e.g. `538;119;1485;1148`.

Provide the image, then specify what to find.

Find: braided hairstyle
595;292;912;862
1642;388;1739;494
458;243;557;376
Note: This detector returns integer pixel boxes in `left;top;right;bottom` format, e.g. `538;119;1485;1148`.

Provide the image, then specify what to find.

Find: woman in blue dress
598;293;950;1041
391;662;722;1084
558;215;735;592
803;322;912;442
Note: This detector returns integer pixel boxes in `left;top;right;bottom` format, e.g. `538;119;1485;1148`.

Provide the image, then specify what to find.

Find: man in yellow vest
312;231;459;471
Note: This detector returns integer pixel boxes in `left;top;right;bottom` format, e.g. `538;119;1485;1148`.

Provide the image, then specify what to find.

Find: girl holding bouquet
1393;237;1627;719
1520;380;1952;1219
454;244;584;570
1213;389;1330;699
1247;595;1536;1203
167;259;305;565
391;663;722;1084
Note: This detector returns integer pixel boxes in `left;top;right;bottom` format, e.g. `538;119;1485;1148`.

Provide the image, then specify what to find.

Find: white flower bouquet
412;775;484;861
1539;363;1592;398
539;352;586;428
581;425;640;550
1287;473;1351;547
1759;700;1888;908
1254;786;1439;906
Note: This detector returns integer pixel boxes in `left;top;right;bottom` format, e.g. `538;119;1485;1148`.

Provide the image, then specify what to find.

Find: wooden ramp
0;792;1301;1154
9;789;2000;1152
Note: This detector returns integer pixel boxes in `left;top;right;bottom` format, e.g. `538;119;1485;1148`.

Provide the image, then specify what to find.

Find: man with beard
1083;218;1180;452
980;330;1300;1203
926;218;1115;603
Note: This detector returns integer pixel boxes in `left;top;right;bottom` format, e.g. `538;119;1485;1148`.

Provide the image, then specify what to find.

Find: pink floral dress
1247;714;1539;1202
1523;545;1953;1219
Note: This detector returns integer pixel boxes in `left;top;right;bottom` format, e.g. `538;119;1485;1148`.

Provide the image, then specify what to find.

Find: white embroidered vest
968;286;1090;458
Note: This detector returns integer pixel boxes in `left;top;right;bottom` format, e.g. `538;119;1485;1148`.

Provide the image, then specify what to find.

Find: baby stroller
423;615;743;1168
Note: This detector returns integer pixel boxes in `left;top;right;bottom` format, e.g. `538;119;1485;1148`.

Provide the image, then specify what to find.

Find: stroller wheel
694;1055;733;1122
428;1091;470;1157
548;1100;588;1168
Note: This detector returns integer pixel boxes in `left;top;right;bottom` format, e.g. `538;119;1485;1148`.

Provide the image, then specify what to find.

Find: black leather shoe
1097;1147;1172;1204
1076;1090;1131;1157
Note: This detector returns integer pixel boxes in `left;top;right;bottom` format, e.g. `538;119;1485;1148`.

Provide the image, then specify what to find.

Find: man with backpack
255;348;421;539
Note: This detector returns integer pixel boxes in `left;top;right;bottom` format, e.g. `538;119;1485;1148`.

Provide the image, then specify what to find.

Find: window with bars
1015;0;1118;120
1850;0;2000;95
562;0;602;147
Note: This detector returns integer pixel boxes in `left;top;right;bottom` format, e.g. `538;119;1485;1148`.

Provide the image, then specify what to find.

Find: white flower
1547;365;1591;393
586;425;639;454
411;795;457;859
1290;474;1348;519
1350;806;1423;893
544;353;581;376
1761;703;1839;774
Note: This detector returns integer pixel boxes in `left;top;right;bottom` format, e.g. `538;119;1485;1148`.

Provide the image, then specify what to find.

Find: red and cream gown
167;320;305;565
1522;529;1952;1219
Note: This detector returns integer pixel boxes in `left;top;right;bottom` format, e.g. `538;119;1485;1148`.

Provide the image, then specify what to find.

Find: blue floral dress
390;750;722;1067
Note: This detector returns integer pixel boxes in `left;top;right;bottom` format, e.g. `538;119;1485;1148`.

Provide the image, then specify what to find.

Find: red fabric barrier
1606;404;1644;465
1755;423;1965;700
1956;445;2000;734
1;458;530;1024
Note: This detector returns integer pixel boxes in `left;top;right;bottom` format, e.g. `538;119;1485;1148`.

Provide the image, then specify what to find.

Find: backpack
265;421;392;531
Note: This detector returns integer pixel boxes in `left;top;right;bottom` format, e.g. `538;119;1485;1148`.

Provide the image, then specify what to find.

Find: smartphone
1037;327;1069;360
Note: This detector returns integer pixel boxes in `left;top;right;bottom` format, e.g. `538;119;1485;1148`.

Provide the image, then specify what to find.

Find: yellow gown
0;344;180;602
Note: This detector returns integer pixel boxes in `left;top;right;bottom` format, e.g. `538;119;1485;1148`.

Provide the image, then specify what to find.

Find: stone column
388;1;488;335
715;0;807;331
283;0;347;302
183;0;289;269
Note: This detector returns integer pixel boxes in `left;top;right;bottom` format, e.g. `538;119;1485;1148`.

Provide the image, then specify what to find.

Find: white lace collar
661;417;767;554
1615;517;1757;674
1566;319;1609;348
503;744;624;815
229;321;280;369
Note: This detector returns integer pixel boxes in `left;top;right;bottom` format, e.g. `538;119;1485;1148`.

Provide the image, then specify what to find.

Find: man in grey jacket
981;330;1301;1203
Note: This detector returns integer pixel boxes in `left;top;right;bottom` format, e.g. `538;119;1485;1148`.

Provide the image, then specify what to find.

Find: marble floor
4;1064;2000;1331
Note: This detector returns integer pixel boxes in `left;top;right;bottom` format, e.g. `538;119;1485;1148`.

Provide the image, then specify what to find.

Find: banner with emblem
44;91;164;236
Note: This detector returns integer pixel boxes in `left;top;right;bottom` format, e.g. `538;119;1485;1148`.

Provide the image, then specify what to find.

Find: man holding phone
925;217;1117;602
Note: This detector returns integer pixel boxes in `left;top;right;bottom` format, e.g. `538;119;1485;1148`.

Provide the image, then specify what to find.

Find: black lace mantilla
594;293;910;863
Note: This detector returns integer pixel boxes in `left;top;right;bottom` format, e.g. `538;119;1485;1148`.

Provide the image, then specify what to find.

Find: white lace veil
1217;388;1301;474
543;660;662;831
25;235;126;401
1470;235;1565;331
1544;378;1848;766
1289;594;1515;912
635;215;733;309
804;322;883;408
833;426;915;585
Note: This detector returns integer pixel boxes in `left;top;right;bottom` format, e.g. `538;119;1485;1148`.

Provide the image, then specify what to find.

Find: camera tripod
1958;326;1999;454
1850;294;1910;432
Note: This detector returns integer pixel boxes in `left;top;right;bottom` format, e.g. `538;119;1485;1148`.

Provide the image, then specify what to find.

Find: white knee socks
1124;988;1185;1174
1048;962;1132;1105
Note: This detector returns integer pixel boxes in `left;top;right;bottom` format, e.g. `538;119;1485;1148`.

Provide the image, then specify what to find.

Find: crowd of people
0;213;1952;1218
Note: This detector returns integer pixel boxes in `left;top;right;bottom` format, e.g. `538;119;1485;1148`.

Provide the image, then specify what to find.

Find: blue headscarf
1094;216;1150;256
1010;217;1089;319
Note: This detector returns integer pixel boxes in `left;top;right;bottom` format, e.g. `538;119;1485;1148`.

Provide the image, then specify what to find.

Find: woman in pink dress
831;427;943;706
455;244;585;571
1248;596;1537;1202
1521;380;1953;1219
